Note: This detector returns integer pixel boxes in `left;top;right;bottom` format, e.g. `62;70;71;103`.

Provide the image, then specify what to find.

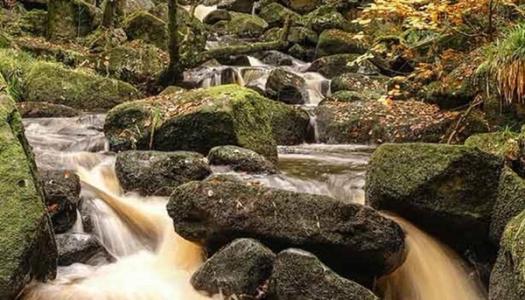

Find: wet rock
366;143;503;251
315;100;455;144
259;2;300;27
48;0;101;40
96;40;168;88
23;61;140;111
115;150;211;196
489;168;525;244
280;0;320;14
0;74;56;299
257;51;294;66
217;0;256;13
167;177;406;281
203;9;231;25
331;73;388;94
17;102;80;118
105;85;309;160
208;145;278;174
287;43;316;61
316;29;366;57
268;249;379;300
191;238;275;298
269;104;311;145
307;54;360;78
266;68;308;104
41;170;81;234
55;233;113;266
489;210;525;300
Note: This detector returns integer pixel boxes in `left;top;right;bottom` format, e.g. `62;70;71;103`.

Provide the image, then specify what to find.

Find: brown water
21;116;487;299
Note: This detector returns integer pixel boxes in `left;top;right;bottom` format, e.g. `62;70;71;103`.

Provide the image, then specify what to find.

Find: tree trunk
102;0;126;28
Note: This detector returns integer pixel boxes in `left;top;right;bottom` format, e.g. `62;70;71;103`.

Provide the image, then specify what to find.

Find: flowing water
20;115;487;299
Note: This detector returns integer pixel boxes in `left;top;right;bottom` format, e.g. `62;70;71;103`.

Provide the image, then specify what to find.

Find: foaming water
379;215;487;300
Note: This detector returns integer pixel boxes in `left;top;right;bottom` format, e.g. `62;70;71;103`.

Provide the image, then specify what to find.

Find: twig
445;96;483;144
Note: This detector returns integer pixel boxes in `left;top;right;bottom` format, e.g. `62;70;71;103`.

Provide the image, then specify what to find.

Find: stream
20;114;486;299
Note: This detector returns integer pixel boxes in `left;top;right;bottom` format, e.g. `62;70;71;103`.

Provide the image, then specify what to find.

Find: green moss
0;74;56;299
317;29;367;57
218;12;268;38
300;5;352;33
47;0;101;40
465;131;520;159
24;61;140;111
123;11;167;49
259;2;300;27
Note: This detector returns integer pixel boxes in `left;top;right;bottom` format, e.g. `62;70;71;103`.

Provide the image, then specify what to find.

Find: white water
21;116;486;300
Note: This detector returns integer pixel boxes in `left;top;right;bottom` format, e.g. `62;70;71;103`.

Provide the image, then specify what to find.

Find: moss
263;26;318;46
300;5;352;33
123;11;167;49
259;2;300;27
105;85;309;160
0;32;12;48
47;0;101;40
217;12;268;38
24;61;140;111
0;74;56;299
465;131;520;160
18;9;47;36
317;29;367;57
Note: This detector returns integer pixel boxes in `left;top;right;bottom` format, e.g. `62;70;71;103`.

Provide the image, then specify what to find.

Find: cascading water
21;116;487;299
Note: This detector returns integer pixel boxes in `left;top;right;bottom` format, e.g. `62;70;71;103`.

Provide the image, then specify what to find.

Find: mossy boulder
489;168;525;244
315;100;456;144
19;9;48;36
331;73;388;94
301;5;352;33
307;54;360;78
203;9;231;25
105;85;309;160
48;0;101;40
115;150;212;196
317;29;366;57
96;40;168;88
168;176;406;282
216;12;268;38
0;74;57;299
465;131;521;161
217;0;256;13
17;102;81;118
326;90;369;103
265;68;309;104
268;249;379;300
366;143;503;251
191;238;276;298
208;145;278;174
259;2;300;27
263;26;318;47
23;62;140;111
489;210;525;300
280;0;320;13
123;11;166;49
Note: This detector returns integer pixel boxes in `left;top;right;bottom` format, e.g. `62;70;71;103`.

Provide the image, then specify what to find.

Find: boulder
465;131;524;173
191;238;275;298
265;68;309;104
23;62;140;111
96;40;168;88
17;102;80;118
41;170;81;234
280;0;320;14
316;29;366;57
268;249;379;300
259;2;300;27
331;73;388;94
167;177;406;281
208;145;278;174
326;90;369;102
315;100;456;144
0;74;56;299
307;54;360;78
301;5;352;33
123;11;167;49
263;26;318;47
366;143;503;251
287;43;316;61
215;12;268;38
489;168;525;244
104;85;309;159
115;150;211;196
48;0;101;40
55;233;113;266
217;0;256;13
203;9;231;25
489;210;525;300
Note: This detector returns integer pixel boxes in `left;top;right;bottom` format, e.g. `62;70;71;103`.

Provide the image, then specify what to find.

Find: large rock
123;11;167;49
167;177;406;281
17;102;80;118
41;170;81;234
301;5;351;33
48;0;101;40
191;238;275;298
330;73;388;94
366;143;503;251
215;12;268;38
104;85;310;159
316;29;366;57
489;168;525;244
315;100;456;144
265;68;309;104
280;0;320;13
208;145;278;174
268;249;378;300
489;210;525;300
55;233;113;266
0;74;56;299
259;2;300;27
307;54;361;78
23;62;140;111
115;150;211;196
217;0;256;13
